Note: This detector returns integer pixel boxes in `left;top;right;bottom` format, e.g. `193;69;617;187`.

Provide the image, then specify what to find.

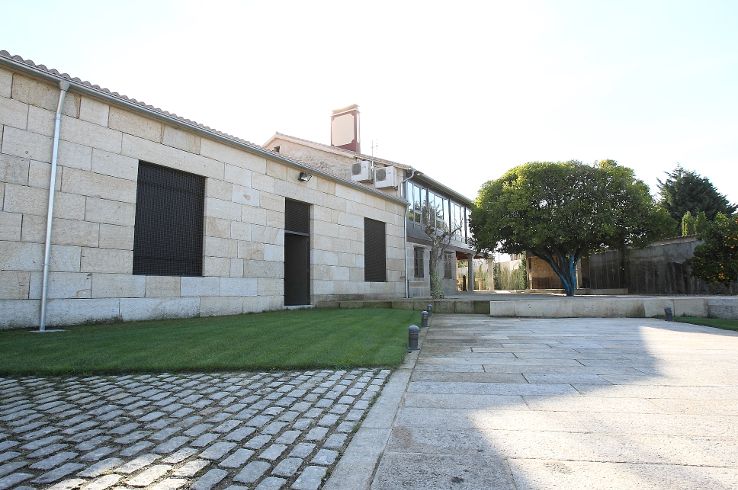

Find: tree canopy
692;213;738;285
471;160;671;296
658;165;736;221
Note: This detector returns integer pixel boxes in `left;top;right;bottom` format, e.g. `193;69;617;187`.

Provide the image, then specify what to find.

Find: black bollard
426;304;433;316
421;311;429;328
408;325;420;351
664;307;673;321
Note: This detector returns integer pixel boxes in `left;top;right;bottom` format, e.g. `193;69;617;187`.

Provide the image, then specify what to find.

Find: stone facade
269;139;353;184
266;134;471;299
405;245;458;298
0;65;405;328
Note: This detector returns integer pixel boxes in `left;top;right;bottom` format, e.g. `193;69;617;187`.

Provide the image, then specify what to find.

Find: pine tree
658;166;736;221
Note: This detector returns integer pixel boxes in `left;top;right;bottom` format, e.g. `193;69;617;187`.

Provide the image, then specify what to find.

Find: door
284;233;310;305
284;199;311;306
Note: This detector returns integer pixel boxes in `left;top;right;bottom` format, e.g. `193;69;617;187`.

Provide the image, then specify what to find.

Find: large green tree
692;213;738;285
471;161;671;296
658;166;736;221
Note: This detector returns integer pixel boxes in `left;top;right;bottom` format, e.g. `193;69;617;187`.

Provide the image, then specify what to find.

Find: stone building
265;106;477;298
0;52;406;329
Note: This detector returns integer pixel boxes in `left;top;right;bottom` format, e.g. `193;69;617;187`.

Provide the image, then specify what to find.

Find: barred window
364;218;387;282
414;247;424;278
133;161;204;276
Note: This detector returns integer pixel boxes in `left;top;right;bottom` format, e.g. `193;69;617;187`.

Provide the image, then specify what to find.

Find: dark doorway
284;199;311;306
284;234;310;305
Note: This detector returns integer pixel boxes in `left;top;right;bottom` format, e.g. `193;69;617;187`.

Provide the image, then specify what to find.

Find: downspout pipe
38;80;70;332
401;169;418;299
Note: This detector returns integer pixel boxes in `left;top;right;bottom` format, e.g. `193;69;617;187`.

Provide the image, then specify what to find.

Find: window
133;161;205;276
450;202;465;241
444;252;455;279
465;208;472;243
414;247;424;278
427;191;448;231
407;182;424;223
364;218;387;282
439;196;448;230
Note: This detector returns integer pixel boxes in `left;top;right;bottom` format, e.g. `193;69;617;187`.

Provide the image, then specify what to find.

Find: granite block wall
0;68;405;328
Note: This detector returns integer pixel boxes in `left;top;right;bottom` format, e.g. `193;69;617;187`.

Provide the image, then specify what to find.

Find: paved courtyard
4;315;738;490
0;368;388;489
368;315;738;489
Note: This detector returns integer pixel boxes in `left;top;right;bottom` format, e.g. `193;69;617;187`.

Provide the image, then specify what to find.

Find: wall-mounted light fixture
298;172;312;182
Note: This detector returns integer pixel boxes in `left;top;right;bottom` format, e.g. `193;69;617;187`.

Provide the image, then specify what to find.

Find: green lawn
674;316;738;332
0;308;417;376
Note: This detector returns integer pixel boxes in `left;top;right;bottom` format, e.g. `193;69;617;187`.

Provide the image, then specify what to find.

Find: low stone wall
319;296;738;319
320;299;491;314
708;298;738;319
489;296;738;319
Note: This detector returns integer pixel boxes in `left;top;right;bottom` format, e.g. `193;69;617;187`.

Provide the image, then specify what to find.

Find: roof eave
0;52;408;207
270;133;473;205
411;172;474;206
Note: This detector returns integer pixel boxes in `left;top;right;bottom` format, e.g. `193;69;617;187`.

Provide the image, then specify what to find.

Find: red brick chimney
331;105;360;153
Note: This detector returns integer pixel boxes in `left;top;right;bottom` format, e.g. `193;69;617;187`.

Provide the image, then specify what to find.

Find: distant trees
472;160;669;296
658;166;737;222
681;211;709;237
653;165;737;285
493;256;528;290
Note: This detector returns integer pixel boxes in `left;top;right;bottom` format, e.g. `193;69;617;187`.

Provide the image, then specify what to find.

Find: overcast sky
3;0;737;203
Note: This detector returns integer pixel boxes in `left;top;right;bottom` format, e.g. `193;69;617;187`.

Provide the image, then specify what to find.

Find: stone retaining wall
488;296;738;319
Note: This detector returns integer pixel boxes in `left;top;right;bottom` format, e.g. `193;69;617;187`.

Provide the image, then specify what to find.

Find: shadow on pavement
371;315;738;489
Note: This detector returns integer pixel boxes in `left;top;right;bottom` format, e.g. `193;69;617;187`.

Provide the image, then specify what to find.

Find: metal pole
39;80;69;332
403;200;409;299
401;170;417;299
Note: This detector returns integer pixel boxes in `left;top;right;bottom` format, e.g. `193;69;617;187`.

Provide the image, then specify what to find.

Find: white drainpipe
401;169;417;298
38;80;70;332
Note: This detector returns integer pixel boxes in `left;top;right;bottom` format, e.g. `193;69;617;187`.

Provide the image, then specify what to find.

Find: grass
0;308;417;376
673;316;738;332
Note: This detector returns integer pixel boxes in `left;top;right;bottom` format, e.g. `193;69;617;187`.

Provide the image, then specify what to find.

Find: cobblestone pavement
0;368;389;489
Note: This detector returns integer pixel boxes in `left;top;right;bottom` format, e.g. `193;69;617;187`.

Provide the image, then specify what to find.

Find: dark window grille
364;218;387;282
414;247;424;278
133;161;205;276
285;199;310;235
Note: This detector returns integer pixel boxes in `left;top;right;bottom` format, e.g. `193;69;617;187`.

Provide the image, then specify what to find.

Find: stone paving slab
508;459;738;490
372;452;516;490
0;368;389;489
367;315;738;489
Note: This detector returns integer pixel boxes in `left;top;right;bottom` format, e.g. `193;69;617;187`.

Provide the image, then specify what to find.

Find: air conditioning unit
351;160;373;182
374;165;398;188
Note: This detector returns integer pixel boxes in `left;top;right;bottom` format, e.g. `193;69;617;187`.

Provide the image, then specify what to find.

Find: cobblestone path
0;369;389;489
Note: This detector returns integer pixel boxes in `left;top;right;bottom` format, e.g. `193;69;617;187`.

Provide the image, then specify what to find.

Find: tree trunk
429;252;444;299
538;253;578;296
558;265;577;296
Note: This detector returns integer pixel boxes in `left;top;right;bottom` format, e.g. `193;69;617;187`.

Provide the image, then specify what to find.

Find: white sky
3;0;737;203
